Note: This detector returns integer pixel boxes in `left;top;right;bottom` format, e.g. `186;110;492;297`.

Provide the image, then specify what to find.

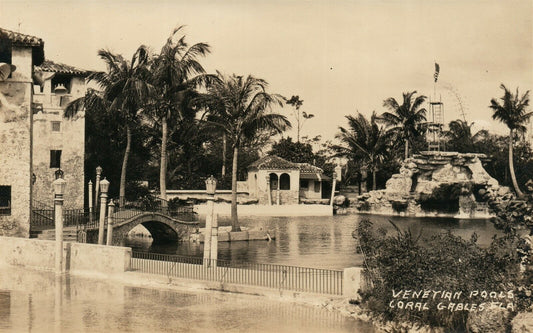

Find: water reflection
126;214;502;270
0;267;373;333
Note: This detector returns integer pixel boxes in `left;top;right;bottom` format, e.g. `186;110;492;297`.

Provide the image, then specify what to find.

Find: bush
354;218;530;331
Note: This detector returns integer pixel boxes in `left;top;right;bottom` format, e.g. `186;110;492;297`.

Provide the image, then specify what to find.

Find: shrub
354;218;530;331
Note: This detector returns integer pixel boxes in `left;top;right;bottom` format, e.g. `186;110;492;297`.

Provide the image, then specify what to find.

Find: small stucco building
246;155;331;205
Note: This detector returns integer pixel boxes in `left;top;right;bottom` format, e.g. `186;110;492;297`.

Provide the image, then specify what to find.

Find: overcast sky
1;0;532;141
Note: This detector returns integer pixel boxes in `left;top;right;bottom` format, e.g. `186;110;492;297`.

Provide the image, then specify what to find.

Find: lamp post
94;166;102;210
98;178;109;245
203;176;217;266
53;177;66;274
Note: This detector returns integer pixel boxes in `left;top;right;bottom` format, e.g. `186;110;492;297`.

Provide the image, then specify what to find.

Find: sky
1;0;532;142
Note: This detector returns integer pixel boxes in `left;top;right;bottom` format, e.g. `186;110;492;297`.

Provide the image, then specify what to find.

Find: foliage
355;218;530;330
334;112;394;190
269;136;335;174
380;91;427;159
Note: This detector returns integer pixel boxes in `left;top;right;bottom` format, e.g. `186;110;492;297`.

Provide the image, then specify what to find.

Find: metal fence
31;208;99;229
131;251;343;295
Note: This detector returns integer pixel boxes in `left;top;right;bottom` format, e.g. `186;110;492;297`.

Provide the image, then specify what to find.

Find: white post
98;178;109;245
203;198;213;266
330;172;337;207
94;166;102;211
106;200;115;246
210;213;218;267
266;176;272;205
88;180;93;223
203;176;217;267
53;178;66;274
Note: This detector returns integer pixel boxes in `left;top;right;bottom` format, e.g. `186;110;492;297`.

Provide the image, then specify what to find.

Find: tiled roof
35;60;88;76
0;27;43;47
296;163;324;174
248;155;299;170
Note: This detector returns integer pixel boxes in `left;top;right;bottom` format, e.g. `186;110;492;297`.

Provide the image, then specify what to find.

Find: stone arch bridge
85;210;199;246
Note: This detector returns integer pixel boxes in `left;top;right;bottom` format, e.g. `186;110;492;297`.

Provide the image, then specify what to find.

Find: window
0;186;11;215
280;173;291;190
300;179;309;190
50;150;61;168
314;181;321;193
51;121;61;132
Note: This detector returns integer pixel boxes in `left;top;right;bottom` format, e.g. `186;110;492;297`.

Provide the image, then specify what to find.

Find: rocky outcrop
355;151;505;218
511;312;533;333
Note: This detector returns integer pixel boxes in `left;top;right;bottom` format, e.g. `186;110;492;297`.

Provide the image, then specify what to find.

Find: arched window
269;173;278;190
280;173;291;190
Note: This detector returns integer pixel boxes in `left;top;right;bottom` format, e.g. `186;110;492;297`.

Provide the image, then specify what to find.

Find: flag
434;63;440;82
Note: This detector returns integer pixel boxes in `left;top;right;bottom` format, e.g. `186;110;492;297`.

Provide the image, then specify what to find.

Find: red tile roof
35;60;88;76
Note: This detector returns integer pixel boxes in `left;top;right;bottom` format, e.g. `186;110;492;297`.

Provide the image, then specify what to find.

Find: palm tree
66;46;152;206
201;73;291;231
444;119;483;153
150;26;211;201
489;84;532;197
381;91;427;159
334;112;392;191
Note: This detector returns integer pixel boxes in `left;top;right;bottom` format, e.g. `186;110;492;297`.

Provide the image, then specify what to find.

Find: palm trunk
508;129;524;197
221;133;226;177
372;169;377;191
160;115;168;201
119;125;131;206
404;139;409;160
230;146;240;231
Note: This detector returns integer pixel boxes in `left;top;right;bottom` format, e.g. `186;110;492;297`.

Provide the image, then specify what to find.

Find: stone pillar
88;180;93;224
98;178;109;245
210;212;218;268
330;172;337;206
343;267;363;299
106;200;115;246
266;176;272;205
276;174;281;205
203;176;217;266
94;166;102;211
53;178;66;274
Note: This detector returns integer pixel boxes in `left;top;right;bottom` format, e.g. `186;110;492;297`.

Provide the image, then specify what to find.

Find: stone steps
31;228;78;241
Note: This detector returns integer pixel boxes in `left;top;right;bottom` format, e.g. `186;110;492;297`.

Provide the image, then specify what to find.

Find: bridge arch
111;212;198;245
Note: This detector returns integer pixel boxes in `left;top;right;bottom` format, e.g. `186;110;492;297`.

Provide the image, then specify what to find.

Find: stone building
32;60;87;208
0;28;44;237
0;27;86;237
246;155;331;205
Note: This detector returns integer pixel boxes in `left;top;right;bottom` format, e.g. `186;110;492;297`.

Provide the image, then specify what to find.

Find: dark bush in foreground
354;218;531;331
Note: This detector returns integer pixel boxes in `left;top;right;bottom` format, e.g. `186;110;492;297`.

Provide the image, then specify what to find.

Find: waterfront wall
0;236;131;274
194;203;333;217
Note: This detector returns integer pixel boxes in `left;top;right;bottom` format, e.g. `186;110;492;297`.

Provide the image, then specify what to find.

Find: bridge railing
131;251;343;296
114;196;198;222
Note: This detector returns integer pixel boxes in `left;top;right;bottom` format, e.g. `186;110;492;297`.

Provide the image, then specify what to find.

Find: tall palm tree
201;73;291;231
381;91;427;159
334;112;392;191
489;84;532;197
66;46;152;206
150;26;211;201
